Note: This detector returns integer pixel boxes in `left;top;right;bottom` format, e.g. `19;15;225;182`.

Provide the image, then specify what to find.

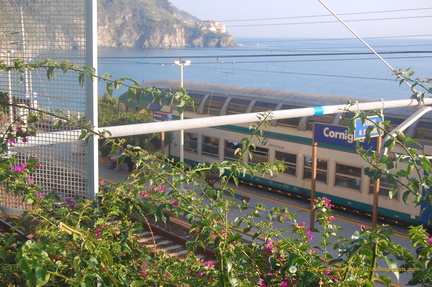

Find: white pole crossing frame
101;98;432;138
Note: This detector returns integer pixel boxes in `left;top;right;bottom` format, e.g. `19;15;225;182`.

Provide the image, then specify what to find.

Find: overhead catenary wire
216;7;432;23
317;0;414;92
227;15;432;28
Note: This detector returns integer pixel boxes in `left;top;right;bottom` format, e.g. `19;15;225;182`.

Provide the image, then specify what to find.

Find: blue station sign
153;111;172;122
314;122;377;150
354;116;383;140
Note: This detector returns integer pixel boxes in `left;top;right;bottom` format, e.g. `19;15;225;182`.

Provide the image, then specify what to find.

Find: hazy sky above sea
169;0;432;39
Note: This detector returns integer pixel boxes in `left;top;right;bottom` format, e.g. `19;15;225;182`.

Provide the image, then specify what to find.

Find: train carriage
120;80;432;226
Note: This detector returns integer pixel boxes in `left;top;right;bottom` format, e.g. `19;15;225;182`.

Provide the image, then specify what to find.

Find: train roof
139;80;432;120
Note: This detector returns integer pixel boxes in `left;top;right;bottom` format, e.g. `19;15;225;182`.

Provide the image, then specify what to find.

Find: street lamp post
3;50;15;125
172;60;191;164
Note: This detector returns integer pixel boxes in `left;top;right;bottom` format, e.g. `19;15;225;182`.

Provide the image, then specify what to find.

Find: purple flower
65;198;77;208
8;137;16;144
22;137;28;143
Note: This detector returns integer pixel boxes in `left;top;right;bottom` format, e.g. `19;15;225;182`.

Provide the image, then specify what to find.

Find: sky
168;0;432;39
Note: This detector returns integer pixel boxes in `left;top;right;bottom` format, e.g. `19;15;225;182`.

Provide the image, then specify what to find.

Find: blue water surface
98;37;432;101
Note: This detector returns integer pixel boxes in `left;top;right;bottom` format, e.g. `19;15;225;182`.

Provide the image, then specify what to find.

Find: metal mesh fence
1;0;90;212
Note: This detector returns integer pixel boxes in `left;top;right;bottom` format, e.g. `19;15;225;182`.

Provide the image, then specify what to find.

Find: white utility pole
172;60;191;164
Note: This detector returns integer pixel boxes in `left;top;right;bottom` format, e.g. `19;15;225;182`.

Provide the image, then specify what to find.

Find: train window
203;96;227;116
249;147;269;165
368;176;399;200
334;164;362;191
276;104;301;128
224;140;241;161
202;136;219;158
251;101;277;113
184;93;205;113
226;98;251;115
275;151;297;176
339;112;355;126
303;157;328;183
184;132;198;154
413;121;432;141
306;115;335;131
383;117;404;133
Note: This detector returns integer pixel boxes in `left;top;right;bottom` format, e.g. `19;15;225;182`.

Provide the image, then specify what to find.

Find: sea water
99;37;431;101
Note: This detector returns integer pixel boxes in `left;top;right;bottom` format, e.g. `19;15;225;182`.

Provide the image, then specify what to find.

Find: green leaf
35;267;50;286
377;275;392;287
383;257;399;281
106;82;114;96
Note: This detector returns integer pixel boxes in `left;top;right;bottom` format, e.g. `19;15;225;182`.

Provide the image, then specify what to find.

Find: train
119;80;432;226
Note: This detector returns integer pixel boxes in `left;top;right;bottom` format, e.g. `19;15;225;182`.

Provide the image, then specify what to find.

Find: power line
235;34;432;44
98;55;431;66
216;7;432;23
99;50;432;60
228;15;432;28
194;65;397;82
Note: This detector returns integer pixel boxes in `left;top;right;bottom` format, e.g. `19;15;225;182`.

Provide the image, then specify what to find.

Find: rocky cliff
97;0;237;48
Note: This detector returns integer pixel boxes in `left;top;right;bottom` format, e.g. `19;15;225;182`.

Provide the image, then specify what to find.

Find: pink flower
258;279;268;287
305;228;311;234
295;221;305;229
35;163;41;168
306;234;313;241
8;137;16;144
99;180;105;185
12;162;28;172
205;261;215;268
221;229;227;237
171;199;178;207
141;191;149;198
152;185;165;193
22;137;28;143
211;233;217;239
94;229;102;239
427;237;432;244
35;191;42;198
16;126;23;133
264;240;275;253
280;282;288;287
139;270;147;277
27;176;34;184
328;216;335;222
197;271;203;277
